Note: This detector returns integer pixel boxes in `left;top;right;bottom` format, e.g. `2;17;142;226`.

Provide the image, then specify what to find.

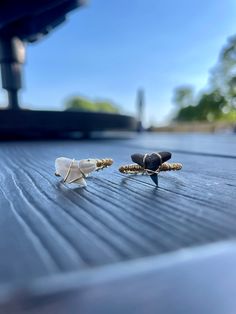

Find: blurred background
0;0;236;135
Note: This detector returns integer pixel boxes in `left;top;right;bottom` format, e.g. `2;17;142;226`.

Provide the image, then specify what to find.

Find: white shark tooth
55;156;113;187
78;159;97;176
55;157;86;186
69;176;87;186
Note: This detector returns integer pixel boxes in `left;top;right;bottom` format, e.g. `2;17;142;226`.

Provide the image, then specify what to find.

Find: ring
55;157;113;186
119;152;182;186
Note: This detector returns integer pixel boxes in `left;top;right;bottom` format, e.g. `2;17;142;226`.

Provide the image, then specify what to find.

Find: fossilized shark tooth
131;152;171;168
131;152;172;185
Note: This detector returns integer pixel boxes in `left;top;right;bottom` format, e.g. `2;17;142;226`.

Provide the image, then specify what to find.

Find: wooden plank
1;241;236;314
0;139;235;285
119;133;236;157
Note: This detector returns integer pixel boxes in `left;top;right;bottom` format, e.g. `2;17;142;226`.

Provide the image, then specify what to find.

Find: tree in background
172;86;194;109
66;97;96;111
210;35;236;104
173;36;236;123
196;90;227;121
172;86;195;121
65;96;120;113
175;89;227;122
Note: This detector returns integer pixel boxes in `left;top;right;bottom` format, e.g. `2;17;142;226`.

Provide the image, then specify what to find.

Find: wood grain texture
2;241;236;314
121;133;236;157
0;135;235;286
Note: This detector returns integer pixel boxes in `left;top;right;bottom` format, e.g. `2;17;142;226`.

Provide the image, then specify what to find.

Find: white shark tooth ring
55;157;113;186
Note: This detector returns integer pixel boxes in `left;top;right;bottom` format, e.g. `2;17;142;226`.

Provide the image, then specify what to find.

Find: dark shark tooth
131;152;172;170
131;151;172;186
131;153;145;167
150;173;158;185
144;153;162;171
158;152;172;163
147;152;171;186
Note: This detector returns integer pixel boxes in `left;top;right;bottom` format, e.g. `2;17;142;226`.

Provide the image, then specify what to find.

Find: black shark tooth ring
119;152;182;186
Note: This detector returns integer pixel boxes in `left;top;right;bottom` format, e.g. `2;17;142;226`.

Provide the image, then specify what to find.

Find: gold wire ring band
119;162;182;175
96;158;113;171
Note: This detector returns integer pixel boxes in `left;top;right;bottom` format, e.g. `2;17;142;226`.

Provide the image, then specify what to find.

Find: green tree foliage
173;36;236;122
172;86;194;108
210;35;236;102
95;101;120;113
65;96;120;113
174;105;197;122
175;90;229;122
196;91;227;121
66;97;96;111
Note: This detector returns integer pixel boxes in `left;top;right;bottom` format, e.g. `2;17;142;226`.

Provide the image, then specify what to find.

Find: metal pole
0;37;25;110
136;88;144;132
7;90;19;109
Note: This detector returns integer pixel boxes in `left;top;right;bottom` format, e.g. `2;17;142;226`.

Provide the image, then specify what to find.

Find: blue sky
1;0;236;124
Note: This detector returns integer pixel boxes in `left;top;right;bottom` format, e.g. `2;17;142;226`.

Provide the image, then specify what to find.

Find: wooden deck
0;133;235;313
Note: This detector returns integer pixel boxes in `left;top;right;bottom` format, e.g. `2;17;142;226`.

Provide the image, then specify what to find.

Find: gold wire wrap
119;162;182;175
63;158;75;182
96;158;113;171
